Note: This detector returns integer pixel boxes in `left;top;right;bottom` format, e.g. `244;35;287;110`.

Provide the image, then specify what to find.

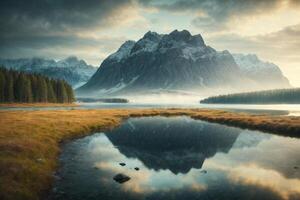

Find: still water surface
52;117;300;200
1;102;300;116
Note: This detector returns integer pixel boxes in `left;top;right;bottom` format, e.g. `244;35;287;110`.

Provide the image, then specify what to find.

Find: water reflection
105;117;240;174
52;117;300;200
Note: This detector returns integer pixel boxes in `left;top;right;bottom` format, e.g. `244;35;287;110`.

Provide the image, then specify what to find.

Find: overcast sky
1;0;299;86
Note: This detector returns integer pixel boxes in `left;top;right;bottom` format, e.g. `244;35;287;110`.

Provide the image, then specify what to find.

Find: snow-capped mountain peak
108;40;135;62
0;57;97;88
233;53;290;88
77;30;291;96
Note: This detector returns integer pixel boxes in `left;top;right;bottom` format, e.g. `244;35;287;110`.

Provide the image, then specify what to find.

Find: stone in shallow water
113;173;131;184
119;162;126;166
134;167;139;171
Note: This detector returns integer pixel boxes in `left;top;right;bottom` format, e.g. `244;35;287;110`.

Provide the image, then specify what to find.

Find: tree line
200;88;300;104
0;67;75;103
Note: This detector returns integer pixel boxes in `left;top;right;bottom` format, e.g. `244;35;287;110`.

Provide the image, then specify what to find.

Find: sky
0;0;299;86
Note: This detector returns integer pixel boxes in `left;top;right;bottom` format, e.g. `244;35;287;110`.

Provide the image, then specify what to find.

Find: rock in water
119;162;126;166
113;173;130;184
134;167;139;171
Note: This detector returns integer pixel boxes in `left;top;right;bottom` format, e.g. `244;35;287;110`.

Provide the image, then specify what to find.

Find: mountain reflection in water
52;117;300;200
105;117;240;174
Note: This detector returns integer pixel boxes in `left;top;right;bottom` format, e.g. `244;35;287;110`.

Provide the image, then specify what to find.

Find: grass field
0;108;299;200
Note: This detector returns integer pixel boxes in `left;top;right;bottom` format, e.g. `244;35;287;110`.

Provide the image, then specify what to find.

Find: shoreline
0;108;299;200
0;103;79;108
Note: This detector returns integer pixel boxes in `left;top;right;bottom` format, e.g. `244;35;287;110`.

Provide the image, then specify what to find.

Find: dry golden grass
0;103;78;108
0;108;299;200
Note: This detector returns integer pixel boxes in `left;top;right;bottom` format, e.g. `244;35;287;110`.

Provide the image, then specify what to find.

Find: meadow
0;108;299;200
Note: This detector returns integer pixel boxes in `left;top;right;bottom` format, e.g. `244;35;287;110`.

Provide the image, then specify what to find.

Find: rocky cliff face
77;30;291;96
233;54;290;88
0;56;97;88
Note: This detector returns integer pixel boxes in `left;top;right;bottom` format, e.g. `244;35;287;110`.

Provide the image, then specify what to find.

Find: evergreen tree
0;67;75;104
30;75;38;102
5;73;14;102
64;81;75;103
56;80;68;103
37;77;48;102
200;88;300;104
46;79;56;103
0;70;5;102
18;74;33;102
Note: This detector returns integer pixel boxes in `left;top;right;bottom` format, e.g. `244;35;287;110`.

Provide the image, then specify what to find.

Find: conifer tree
46;79;56;103
19;74;33;102
0;70;5;102
0;67;75;104
56;80;68;103
64;81;74;103
37;77;47;102
5;73;14;102
30;75;38;102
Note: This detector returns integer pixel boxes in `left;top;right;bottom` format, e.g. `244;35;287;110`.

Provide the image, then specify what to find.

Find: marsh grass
0;108;299;200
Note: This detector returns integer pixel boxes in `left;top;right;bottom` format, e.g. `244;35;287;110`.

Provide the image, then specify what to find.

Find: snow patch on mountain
233;53;291;88
0;56;97;87
108;41;135;62
233;54;281;73
77;30;291;96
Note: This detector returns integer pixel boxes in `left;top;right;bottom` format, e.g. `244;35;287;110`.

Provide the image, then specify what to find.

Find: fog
127;93;204;105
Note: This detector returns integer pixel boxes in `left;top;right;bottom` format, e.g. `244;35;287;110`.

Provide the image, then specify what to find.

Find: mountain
233;54;290;88
0;56;97;88
77;30;291;96
105;117;240;174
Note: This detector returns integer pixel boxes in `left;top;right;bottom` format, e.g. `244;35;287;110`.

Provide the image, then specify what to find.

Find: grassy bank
0;103;78;108
0;109;299;200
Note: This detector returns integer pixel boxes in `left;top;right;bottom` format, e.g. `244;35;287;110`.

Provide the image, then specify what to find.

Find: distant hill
200;88;300;104
0;56;97;88
77;29;290;97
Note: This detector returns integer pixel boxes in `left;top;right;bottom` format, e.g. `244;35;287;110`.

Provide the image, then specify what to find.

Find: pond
51;117;300;200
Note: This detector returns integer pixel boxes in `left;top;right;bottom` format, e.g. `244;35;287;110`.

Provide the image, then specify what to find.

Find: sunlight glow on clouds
0;0;299;86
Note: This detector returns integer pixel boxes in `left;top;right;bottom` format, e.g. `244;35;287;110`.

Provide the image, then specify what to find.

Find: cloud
0;0;147;65
138;0;300;32
207;23;300;62
0;34;128;65
0;0;134;37
0;0;299;85
204;23;300;86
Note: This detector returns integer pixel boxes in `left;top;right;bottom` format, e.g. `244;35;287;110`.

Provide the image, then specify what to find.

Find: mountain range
0;56;97;88
77;30;290;97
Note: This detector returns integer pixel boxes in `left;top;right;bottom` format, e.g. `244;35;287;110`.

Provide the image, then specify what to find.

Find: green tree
64;81;75;103
46;79;56;103
37;77;48;102
18;74;33;102
56;80;68;103
0;67;75;104
0;70;5;102
30;75;39;102
5;72;14;102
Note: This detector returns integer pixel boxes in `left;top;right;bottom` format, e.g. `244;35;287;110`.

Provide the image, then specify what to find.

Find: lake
51;116;300;200
1;102;300;116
